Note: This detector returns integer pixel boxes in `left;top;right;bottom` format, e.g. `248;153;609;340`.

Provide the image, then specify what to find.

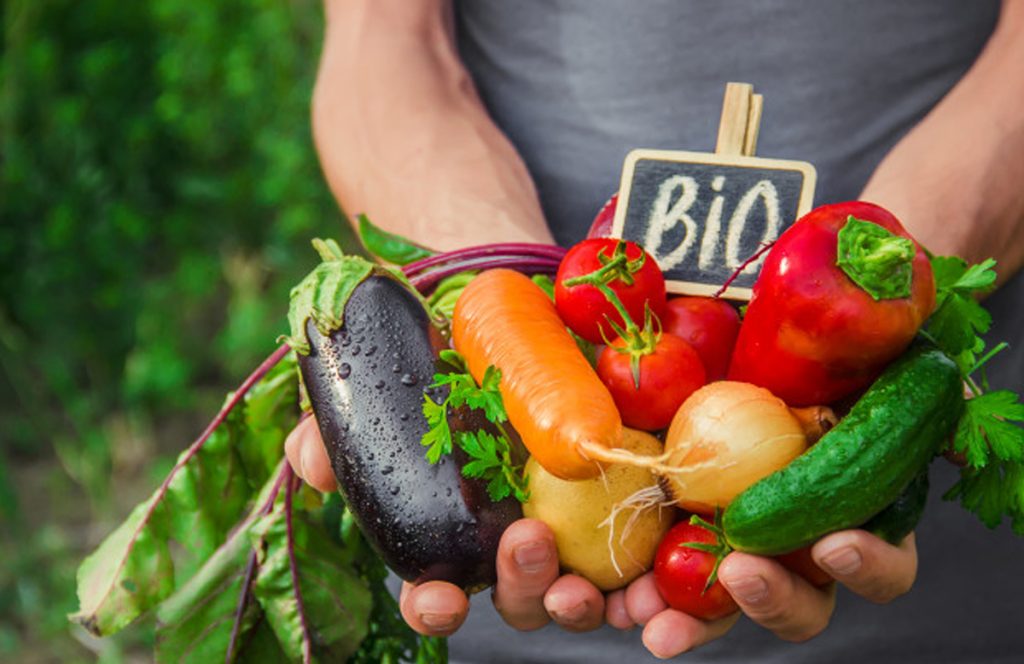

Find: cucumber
862;469;929;545
722;345;962;555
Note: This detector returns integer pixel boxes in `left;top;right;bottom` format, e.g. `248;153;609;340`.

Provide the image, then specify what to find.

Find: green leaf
420;397;451;464
235;619;291;664
464;368;506;424
946;466;1014;529
486;475;512;502
283;245;375;355
70;361;298;636
71;413;250;635
930;255;970;290
928;291;992;358
925;254;999;366
932;255;998;293
438;349;467;372
427;271;476;320
953;391;1024;468
237;353;301;490
952;258;998;292
357;214;434;265
531;274;556;299
154;470;285;663
251;498;372;663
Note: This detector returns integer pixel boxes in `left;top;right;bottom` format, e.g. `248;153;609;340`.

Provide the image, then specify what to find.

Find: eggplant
296;270;521;591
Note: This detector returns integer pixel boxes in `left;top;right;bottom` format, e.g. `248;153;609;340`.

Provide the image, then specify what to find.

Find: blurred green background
1;1;354;660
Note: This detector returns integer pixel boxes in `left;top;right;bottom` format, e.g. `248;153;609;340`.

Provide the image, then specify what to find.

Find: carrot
452;269;633;480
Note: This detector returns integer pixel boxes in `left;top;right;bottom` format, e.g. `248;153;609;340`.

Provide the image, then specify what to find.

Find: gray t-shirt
449;1;1024;662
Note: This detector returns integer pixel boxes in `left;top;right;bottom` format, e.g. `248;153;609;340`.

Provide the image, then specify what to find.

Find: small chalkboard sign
611;83;816;300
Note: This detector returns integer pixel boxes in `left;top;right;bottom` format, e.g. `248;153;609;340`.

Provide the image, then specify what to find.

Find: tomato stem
683;511;734;593
562;241;660;388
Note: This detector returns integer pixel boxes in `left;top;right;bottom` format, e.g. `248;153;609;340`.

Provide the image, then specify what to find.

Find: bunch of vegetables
74;198;1024;661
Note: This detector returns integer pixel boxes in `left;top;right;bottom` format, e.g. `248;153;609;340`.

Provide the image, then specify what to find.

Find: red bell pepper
727;201;935;406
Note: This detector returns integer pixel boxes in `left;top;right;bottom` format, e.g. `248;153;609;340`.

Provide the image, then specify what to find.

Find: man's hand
285;416;918;654
620;532;917;658
284;416;605;635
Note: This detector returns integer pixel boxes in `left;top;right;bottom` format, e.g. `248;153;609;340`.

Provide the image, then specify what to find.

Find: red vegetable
586;193;619;238
653;520;739;621
597;333;705;431
554;238;666;345
727;202;935;407
662;297;741;381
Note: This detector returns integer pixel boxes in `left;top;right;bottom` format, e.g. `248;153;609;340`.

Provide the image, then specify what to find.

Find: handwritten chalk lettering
645;175;782;274
644;175;699;271
725;180;781;274
613;149;816;298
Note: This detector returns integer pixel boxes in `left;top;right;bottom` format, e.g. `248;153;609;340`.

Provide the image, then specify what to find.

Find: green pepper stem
836;216;916;301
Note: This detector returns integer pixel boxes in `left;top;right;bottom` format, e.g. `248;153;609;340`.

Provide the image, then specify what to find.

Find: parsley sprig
923;256;1024;534
421;350;529;503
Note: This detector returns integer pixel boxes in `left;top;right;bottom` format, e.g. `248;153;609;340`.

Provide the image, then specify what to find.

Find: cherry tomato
653;520;739;621
597;333;705;431
662;297;741;381
555;238;666;345
586;193;618;238
776;546;833;587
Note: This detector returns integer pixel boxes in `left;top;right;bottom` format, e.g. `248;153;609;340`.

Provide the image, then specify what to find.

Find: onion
661;381;821;514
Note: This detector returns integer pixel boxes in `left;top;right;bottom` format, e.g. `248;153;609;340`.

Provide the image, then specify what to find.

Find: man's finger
624;572;668;626
399;581;469;637
642;609;739;659
491;519;560;631
813;530;918;604
542;574;605;633
718;552;836;642
605;589;634;630
284;416;337;492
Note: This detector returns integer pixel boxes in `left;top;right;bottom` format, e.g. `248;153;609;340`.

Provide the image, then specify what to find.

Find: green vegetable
722;345;963;555
422;350;529;503
862;469;930;545
358;214;435;265
923;256;1024;534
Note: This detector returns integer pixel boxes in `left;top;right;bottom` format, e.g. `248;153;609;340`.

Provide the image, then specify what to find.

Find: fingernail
551;601;588;624
419;612;457;630
724;575;768;603
513;541;552;573
821;547;862;576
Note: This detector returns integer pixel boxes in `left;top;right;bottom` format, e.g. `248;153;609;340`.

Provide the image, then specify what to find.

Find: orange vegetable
452;269;625;480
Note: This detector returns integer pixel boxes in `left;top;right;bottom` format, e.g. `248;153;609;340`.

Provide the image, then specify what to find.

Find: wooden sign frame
610;83;817;300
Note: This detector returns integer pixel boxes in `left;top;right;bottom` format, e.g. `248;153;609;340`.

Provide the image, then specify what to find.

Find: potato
522;428;674;591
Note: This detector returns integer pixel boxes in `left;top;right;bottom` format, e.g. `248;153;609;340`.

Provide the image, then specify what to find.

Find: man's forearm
861;1;1024;284
312;0;553;250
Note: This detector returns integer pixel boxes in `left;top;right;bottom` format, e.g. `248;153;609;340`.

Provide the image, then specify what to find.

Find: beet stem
225;549;259;662
284;465;314;664
409;256;561;293
225;463;291;663
403;243;566;277
714;241;776;298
